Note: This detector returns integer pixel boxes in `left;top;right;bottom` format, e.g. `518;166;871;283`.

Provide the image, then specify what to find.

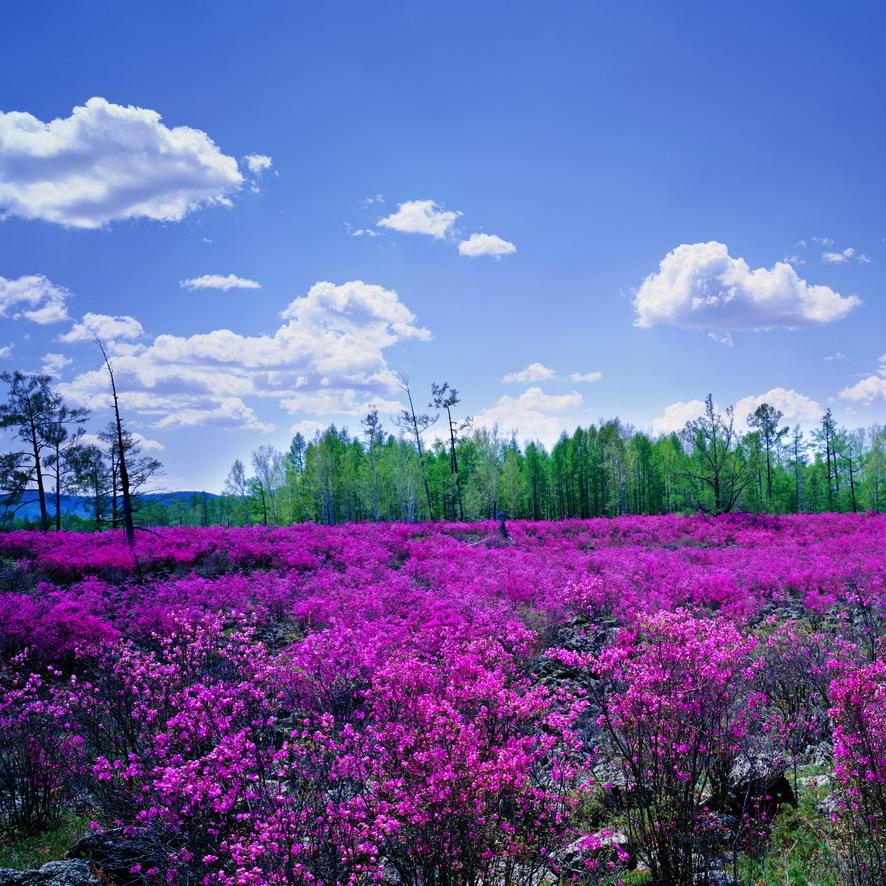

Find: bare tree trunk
96;339;135;544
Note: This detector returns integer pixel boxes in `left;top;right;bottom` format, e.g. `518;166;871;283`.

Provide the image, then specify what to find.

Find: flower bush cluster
0;514;884;885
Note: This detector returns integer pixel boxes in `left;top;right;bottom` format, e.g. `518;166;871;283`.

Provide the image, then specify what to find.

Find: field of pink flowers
0;514;884;885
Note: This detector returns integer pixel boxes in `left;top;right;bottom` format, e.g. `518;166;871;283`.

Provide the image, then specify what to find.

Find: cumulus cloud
652;387;823;435
0;97;243;228
502;362;556;383
180;274;261;291
377;199;461;239
569;371;603;383
651;400;708;435
734;387;823;426
458;232;516;258
60;280;430;430
840;354;886;403
41;352;71;377
474;387;583;446
0;275;70;324
60;312;145;343
633;242;860;332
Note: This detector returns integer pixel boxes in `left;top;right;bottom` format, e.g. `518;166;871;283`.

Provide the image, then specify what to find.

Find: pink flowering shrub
551;611;764;885
829;657;886;884
0;514;885;882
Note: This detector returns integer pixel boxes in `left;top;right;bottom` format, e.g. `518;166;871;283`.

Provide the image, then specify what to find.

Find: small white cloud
783;254;806;267
569;371;603;383
474;386;583;446
813;237;834;246
840;354;886;403
857;253;873;263
361;194;384;206
824;352;848;362
0;97;243;228
822;246;870;265
377;199;461;239
0;275;70;324
634;242;860;332
60;312;144;343
0;345;13;359
82;431;164;451
458;232;517;258
180;274;261;291
708;332;734;347
652;399;708;435
244;154;272;175
734;387;822;426
351;228;381;238
41;352;71;377
503;362;556;383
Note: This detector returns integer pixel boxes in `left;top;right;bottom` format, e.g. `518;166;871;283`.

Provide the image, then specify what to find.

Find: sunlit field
1;514;884;884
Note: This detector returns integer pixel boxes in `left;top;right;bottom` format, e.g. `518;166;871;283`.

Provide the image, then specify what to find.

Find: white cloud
458;232;516;258
41;352;71;377
783;254;806;267
180;274;261;291
734;387;822;426
708;332;734;347
569;371;603;383
0;97;243;228
82;430;165;451
651;399;708;435
840;354;886;403
652;388;823;436
0;275;70;324
474;386;583;446
502;362;556;383
377;199;461;239
351;228;380;237
0;346;13;359
60;312;145;343
824;352;848;362
822;246;871;265
60;280;430;430
633;242;860;331
244;154;272;175
813;237;834;246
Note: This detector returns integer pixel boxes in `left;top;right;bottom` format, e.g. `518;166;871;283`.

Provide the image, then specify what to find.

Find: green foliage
0;812;91;871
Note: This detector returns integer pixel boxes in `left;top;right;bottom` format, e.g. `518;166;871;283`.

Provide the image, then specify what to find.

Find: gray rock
0;860;99;886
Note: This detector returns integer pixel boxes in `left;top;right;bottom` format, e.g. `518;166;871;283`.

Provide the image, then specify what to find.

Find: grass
735;769;842;886
0;813;91;871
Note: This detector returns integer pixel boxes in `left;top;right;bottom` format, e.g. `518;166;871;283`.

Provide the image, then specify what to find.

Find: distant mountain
11;490;220;521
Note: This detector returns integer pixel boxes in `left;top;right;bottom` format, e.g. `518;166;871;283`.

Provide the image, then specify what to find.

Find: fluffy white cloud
180;274;261;291
633;242;860;331
840;354;886;403
502;362;556;383
0;275;69;324
244;154;272;175
0;97;243;228
474;387;583;446
377;199;461;239
41;352;71;377
651;399;708;435
60;280;430;430
652;388;823;436
60;312;145;343
734;387;822;426
569;371;603;383
82;431;165;451
458;232;516;258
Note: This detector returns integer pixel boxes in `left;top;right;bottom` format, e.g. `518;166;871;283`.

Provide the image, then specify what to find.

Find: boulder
0;861;99;886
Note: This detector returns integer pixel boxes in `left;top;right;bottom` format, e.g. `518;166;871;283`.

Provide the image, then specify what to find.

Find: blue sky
2;1;885;491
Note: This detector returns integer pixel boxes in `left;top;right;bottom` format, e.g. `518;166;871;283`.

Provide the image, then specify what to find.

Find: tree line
204;389;885;528
4;369;885;530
